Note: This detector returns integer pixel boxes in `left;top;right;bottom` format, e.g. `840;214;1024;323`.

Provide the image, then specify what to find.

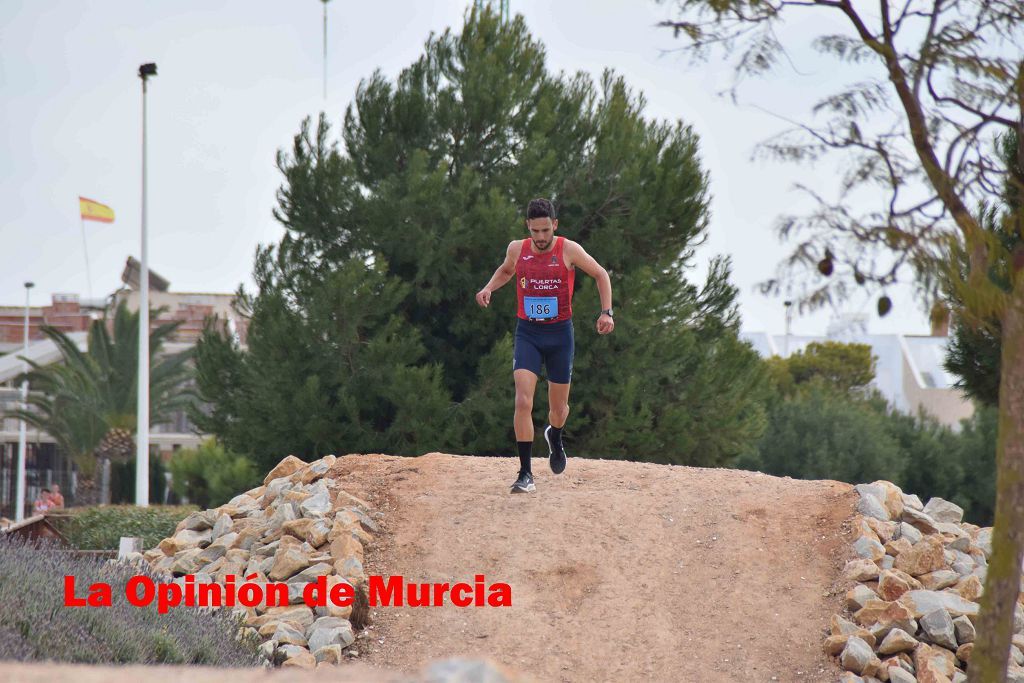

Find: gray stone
953;672;967;683
1013;645;1024;666
210;531;239;550
290;562;334;584
946;535;972;553
847;584;880;611
924;497;965;524
951;550;976;576
888;669;916;683
271;622;307;647
878;628;918;655
920;608;957;650
269;504;297;532
305;616;351;638
300;491;332;518
953;615;975;644
880;555;895;570
307;621;355;652
919;570;959;591
170;548;203;575
901;507;940;535
196;544;227;565
840;636;876;675
856;492;890;521
211;513;233;542
898;590;979;618
854;536;886;560
897;522;923;545
976;528;993;559
901;493;924;511
286;582;311;605
180;510;216;531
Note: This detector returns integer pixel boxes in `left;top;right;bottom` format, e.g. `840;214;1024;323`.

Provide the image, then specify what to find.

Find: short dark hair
526;198;556;220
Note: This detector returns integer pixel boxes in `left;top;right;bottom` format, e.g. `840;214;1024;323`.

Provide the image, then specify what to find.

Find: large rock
264;455;308;485
919;608;957;650
870;480;906;519
269;544;313;581
919;570;960;591
854;599;916;628
300;491;332;518
878;628;918;655
854;536;886;562
902;507;941;535
924;498;965;524
844;559;881;582
915;643;956;681
307;619;355;652
894;536;946;576
899;590;979;619
847;584;880;611
878;570;920;601
856;492;890;522
159;528;212;556
272;622;308;647
840;636;878;675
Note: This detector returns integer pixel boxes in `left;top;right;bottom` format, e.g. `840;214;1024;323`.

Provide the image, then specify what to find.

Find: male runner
475;198;614;493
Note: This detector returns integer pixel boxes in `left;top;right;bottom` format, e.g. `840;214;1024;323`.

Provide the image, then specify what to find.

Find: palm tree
5;301;194;504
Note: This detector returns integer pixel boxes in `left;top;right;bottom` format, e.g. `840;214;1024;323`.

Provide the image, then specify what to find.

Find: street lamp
136;62;156;507
783;300;793;357
15;281;34;522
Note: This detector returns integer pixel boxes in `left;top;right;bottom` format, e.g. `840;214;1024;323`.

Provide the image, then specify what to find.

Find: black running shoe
545;425;567;474
510;470;535;494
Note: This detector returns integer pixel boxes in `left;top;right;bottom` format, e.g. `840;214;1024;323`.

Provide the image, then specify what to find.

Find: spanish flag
79;196;115;223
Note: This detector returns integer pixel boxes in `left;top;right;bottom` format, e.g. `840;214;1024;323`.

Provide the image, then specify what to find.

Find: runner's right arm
476;241;519;308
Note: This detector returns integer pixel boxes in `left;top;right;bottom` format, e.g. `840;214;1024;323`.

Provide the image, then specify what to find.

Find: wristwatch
599;309;613;318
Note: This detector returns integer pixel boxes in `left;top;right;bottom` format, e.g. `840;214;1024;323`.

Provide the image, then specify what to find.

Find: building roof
739;332;960;415
0;332;88;384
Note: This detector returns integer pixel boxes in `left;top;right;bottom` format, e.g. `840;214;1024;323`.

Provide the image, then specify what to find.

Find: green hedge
0;535;261;665
50;505;198;551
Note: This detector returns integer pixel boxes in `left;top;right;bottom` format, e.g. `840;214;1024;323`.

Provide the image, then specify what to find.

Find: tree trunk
99;457;111;505
73;473;101;506
970;285;1024;683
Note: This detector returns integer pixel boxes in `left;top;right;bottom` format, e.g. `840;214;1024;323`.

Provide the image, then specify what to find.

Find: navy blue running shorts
512;318;574;384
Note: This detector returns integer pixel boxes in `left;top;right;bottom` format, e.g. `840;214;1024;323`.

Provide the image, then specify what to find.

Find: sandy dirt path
332;452;856;682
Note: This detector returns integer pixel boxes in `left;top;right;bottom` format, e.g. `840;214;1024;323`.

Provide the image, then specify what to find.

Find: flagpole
136;63;157;507
79;216;93;301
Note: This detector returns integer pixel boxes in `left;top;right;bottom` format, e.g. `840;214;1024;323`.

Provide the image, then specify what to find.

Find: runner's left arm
565;241;614;334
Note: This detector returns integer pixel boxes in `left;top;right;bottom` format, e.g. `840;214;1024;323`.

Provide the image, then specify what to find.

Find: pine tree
194;6;768;468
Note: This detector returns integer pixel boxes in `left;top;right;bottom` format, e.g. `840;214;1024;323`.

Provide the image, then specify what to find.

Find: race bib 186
524;296;558;320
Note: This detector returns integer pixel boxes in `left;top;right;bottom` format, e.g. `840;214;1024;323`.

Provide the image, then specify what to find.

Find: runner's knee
515;393;534;412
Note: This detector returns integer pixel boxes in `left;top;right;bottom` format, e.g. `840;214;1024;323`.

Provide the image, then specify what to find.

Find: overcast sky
0;0;934;337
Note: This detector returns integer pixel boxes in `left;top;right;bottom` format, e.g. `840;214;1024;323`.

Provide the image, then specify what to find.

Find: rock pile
141;454;378;669
830;480;1020;683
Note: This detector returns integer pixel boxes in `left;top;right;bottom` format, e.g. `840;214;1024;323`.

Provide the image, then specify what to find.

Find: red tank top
515;236;575;323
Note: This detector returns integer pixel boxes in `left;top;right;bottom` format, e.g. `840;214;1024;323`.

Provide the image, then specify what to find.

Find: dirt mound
338;452;856;682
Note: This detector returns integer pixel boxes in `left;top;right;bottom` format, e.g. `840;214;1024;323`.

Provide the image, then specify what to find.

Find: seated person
48;484;65;509
33;489;53;514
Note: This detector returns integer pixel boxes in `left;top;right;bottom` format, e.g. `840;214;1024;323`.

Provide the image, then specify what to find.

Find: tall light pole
15;281;34;522
783;300;793;357
136;62;157;507
321;0;330;101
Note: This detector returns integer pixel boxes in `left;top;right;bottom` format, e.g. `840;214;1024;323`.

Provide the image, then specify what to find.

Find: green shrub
0;535;261;665
169;439;260;509
737;382;908;484
49;505;197;551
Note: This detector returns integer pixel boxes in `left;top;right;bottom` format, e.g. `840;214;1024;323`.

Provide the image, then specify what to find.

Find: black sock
517;441;532;474
548;424;563;447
